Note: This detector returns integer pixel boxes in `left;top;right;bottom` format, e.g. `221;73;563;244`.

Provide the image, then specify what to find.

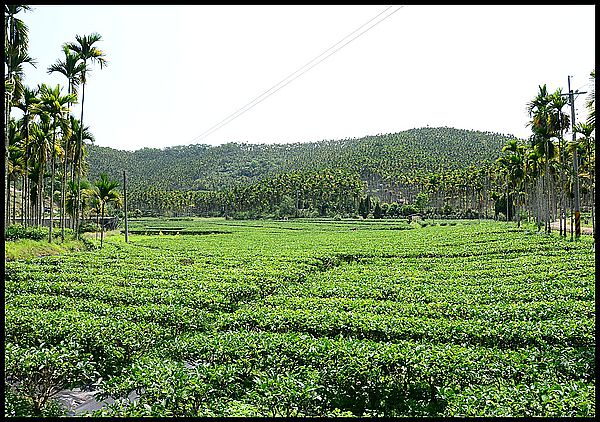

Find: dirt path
549;220;594;236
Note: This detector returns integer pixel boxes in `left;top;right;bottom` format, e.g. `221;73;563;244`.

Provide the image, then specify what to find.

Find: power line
192;6;403;143
191;5;405;144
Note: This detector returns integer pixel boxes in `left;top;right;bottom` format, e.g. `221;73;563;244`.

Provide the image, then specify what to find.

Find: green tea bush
4;220;595;417
4;343;98;416
80;236;98;250
4;385;66;417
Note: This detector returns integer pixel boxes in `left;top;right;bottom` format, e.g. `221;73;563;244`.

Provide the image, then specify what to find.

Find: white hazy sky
18;4;595;151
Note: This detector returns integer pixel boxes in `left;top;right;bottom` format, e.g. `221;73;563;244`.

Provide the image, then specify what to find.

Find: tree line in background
89;127;514;221
87;127;510;194
4;5;595;242
4;5;122;245
118;76;595;241
495;77;595;238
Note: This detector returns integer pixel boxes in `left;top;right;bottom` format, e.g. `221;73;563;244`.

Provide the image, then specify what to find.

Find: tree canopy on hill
87;127;516;192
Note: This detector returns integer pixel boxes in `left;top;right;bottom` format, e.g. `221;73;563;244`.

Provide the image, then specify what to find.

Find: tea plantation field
4;218;595;417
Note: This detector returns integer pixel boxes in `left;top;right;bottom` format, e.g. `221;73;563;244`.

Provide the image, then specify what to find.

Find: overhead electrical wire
191;5;405;144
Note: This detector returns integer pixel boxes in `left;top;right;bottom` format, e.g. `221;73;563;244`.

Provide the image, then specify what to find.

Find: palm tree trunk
67;82;75;231
37;168;42;227
23;138;28;227
38;164;43;227
76;80;86;237
587;164;595;242
587;146;594;243
29;183;33;226
70;154;76;230
70;146;76;185
13;177;17;225
592;180;595;243
100;202;105;248
5;89;12;229
561;141;567;237
21;175;25;225
41;176;45;228
540;182;544;230
545;140;550;234
516;191;520;228
10;178;14;225
61;154;67;241
6;174;11;226
49;131;56;243
505;182;509;222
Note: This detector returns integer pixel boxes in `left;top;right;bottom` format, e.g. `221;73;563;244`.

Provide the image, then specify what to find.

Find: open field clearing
4;219;595;417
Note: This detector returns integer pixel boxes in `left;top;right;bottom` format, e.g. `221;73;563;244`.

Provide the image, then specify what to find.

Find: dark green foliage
401;204;419;216
358;195;372;219
86;127;515;217
124;168;363;218
415;192;429;213
380;202;389;217
373;202;383;219
387;202;400;217
442;204;453;216
493;193;514;220
5;224;48;241
87;127;511;192
79;222;99;233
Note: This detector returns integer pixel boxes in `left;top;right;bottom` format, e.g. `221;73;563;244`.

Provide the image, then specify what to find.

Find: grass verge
4;237;92;261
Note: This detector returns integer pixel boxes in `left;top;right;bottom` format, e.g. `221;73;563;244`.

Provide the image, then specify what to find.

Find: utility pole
562;76;587;239
123;170;128;243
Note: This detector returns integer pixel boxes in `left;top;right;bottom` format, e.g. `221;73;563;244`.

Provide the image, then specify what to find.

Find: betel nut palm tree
36;84;76;243
585;70;595;128
93;173;122;248
499;140;526;227
14;86;40;226
4;5;35;227
527;85;554;233
28;116;52;226
547;89;570;236
59;116;94;234
48;45;86;232
66;178;92;228
64;32;107;236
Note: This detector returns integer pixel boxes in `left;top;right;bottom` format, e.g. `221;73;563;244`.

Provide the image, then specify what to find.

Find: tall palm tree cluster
4;5;117;243
126;168;363;219
495;74;595;238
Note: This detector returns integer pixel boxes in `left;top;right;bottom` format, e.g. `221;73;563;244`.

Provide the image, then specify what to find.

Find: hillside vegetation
87;127;513;192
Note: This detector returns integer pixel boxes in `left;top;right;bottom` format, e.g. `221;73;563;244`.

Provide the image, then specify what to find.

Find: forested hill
87;127;517;191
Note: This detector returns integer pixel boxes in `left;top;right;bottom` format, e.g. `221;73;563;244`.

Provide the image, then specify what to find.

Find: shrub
79;222;99;233
4;343;98;416
4;385;66;417
373;203;383;219
4;225;48;241
401;204;418;217
61;228;75;237
80;236;98;250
